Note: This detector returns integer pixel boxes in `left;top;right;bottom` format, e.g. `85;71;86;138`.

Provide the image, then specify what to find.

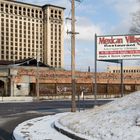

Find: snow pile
59;92;140;140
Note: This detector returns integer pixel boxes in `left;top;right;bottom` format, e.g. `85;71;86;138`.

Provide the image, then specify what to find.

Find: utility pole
67;0;80;112
71;0;76;112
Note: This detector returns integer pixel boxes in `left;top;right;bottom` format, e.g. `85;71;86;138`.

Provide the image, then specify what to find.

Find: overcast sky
18;0;140;71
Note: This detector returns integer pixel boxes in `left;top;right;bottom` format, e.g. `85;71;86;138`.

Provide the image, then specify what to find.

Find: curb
54;123;87;140
54;121;90;140
11;133;16;140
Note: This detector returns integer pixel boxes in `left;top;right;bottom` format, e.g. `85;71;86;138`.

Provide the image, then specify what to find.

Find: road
0;99;112;140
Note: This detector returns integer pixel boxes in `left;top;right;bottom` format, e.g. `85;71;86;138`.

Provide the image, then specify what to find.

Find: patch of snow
13;113;72;140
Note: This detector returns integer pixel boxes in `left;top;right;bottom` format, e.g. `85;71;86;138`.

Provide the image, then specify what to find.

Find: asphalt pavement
0;99;112;140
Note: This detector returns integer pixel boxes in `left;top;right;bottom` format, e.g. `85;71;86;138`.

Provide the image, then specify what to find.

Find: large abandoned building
0;0;65;68
0;59;140;98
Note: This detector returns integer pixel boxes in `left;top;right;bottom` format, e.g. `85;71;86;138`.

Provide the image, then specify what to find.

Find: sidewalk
0;95;115;103
0;97;33;103
13;113;74;140
13;111;93;140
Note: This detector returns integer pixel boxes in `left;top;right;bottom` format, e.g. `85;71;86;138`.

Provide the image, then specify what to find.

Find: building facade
1;64;140;97
107;66;140;74
0;0;65;68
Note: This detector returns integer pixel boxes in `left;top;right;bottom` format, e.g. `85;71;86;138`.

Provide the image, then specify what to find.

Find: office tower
0;0;65;68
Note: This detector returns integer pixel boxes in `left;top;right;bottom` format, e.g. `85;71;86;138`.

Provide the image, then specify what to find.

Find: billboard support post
120;59;124;97
94;34;97;106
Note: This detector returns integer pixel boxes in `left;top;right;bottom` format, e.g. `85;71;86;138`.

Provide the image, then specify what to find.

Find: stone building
0;0;65;68
107;66;140;74
0;58;52;96
0;59;140;97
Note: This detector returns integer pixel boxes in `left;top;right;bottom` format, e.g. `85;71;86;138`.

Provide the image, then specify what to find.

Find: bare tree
130;1;140;34
130;12;140;34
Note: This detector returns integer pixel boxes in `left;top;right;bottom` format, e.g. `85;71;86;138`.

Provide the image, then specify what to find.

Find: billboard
97;35;140;60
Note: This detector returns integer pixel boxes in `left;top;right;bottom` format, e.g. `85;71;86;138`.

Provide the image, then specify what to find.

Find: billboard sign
97;35;140;60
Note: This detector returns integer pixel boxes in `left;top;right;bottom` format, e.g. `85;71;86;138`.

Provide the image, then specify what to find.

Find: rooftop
4;0;65;9
0;58;52;68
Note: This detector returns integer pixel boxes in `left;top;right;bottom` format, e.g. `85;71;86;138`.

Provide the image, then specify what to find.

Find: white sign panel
97;35;140;60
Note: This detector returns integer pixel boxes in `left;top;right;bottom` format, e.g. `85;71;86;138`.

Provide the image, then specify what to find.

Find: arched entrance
0;80;4;96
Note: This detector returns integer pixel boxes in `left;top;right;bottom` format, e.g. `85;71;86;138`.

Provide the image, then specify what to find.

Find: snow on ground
14;91;140;140
13;113;72;140
59;91;140;140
